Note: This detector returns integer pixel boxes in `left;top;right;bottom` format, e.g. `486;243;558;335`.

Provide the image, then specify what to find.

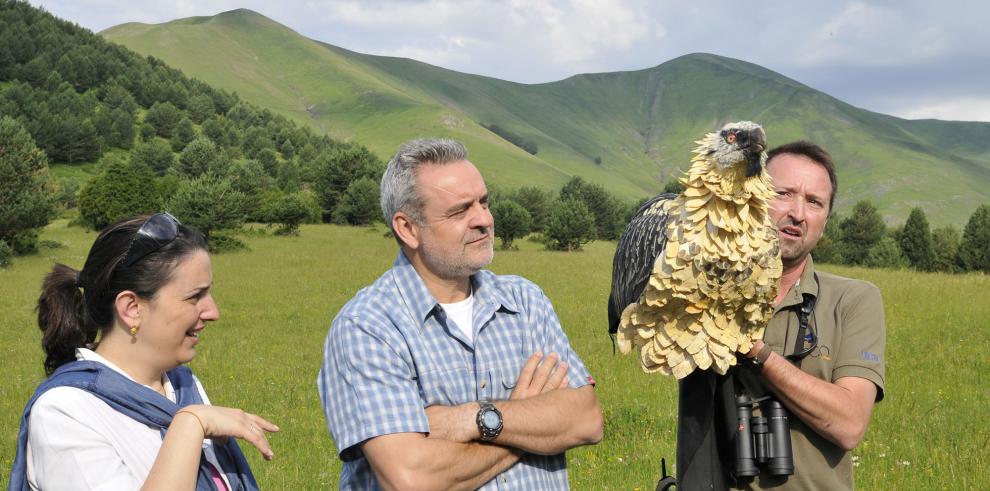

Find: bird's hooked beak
745;127;767;177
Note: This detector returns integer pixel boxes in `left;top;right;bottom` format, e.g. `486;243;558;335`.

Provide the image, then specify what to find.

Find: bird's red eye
725;132;737;143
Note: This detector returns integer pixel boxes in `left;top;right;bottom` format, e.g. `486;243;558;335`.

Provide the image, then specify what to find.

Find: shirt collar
795;255;819;298
777;255;820;310
389;251;519;323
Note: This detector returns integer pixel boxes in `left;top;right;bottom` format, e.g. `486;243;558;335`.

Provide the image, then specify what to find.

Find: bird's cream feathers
616;132;782;378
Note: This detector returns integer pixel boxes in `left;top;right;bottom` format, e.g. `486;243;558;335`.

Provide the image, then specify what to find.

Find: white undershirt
25;348;230;491
440;294;475;342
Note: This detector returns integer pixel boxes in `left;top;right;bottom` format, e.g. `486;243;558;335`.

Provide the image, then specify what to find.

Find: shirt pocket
496;362;523;401
418;366;474;406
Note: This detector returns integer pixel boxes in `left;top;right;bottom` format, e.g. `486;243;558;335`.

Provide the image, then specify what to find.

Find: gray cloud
29;0;990;121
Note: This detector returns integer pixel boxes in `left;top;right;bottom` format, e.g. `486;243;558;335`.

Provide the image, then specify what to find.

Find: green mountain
103;9;990;225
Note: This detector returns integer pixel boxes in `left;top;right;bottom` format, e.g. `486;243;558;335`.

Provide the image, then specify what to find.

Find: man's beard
422;232;494;280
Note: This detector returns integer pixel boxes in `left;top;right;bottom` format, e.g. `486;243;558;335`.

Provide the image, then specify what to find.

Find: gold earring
129;324;139;336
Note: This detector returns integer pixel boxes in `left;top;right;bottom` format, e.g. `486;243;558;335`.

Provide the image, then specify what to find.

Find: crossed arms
361;352;604;491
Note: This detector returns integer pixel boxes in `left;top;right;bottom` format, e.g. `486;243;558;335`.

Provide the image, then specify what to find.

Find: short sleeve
317;315;429;459
28;388;142;490
533;289;595;389
831;282;886;401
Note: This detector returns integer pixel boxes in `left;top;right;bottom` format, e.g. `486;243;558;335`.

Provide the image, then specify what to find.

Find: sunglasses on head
120;213;181;269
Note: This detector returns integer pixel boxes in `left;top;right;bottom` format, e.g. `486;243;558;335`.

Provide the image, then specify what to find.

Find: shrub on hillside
276;158;301;192
865;236;908;269
931;225;961;273
260;191;320;235
78;155;159;230
177;137;228;178
139;122;156;142
144;101;182;138
188;94;215;123
332;177;380;226
0;240;12;268
315;146;383;220
511;186;553;232
0;116;56;255
130;139;175;176
165;175;247;250
662;179;686;194
491;199;532;250
560;177;624;240
108;108;136;149
171;117;196;152
544;198;595;251
53;178;80;210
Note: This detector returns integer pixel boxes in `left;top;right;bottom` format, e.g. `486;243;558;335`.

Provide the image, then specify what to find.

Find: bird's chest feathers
653;170;779;303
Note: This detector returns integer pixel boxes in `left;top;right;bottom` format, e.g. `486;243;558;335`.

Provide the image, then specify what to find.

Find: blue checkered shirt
318;252;594;490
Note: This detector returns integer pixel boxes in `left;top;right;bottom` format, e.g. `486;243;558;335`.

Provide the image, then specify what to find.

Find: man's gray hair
380;138;468;225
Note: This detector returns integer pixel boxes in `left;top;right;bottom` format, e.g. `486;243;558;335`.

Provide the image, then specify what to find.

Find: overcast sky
30;0;990;122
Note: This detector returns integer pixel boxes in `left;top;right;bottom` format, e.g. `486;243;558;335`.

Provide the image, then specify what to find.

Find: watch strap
476;400;503;441
751;343;773;370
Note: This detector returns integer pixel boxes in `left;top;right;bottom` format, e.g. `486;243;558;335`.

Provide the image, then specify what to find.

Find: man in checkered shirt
318;138;604;490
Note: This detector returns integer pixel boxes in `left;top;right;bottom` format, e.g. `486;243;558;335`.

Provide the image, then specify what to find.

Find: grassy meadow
1;221;988;489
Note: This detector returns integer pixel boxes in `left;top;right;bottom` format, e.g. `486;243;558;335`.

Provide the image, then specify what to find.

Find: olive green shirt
736;256;886;490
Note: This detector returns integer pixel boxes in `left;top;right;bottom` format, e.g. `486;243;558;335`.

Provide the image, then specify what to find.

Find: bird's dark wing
608;193;677;335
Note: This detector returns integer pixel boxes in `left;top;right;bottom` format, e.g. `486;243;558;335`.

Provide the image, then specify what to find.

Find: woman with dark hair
8;213;277;491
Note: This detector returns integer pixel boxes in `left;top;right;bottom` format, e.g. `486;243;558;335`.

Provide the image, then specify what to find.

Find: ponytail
37;263;93;375
34;214;207;376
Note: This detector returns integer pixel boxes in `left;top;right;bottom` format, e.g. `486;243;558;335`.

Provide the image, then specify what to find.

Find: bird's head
705;121;767;177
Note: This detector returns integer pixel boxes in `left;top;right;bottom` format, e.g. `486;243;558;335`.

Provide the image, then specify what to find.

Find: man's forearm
494;385;603;455
363;433;520;491
758;349;876;450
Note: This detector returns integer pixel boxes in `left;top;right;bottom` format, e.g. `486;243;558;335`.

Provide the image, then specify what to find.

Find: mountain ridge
102;8;990;225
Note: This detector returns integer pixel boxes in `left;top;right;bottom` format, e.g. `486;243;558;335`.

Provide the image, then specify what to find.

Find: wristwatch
476;400;503;441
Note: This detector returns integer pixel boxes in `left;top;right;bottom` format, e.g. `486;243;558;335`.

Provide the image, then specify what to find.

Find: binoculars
733;395;794;478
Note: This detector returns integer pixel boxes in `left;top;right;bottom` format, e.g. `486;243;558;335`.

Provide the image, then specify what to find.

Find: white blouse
25;349;231;490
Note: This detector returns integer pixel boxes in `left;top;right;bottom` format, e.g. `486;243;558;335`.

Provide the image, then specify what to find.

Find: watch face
482;410;501;428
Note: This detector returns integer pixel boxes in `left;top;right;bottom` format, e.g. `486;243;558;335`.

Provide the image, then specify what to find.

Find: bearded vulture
608;121;781;378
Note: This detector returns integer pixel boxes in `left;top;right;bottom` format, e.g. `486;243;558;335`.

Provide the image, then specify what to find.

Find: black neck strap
791;272;819;356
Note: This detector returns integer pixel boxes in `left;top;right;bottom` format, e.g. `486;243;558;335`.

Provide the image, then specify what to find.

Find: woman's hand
174;405;280;460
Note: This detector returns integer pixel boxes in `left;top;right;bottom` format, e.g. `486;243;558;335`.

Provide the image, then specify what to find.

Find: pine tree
956;204;990;273
109;108;135;149
900;207;935;271
170;117;196;152
813;213;846;264
78;155;158;230
0;117;56;256
545;198;596;251
865;236;908;269
511;186;553;232
840;200;886;265
931;225;961;273
332;177;380;226
314;146;383;219
559;177;624;240
144;101;182;138
130;139;175;176
178;137;226;178
491;199;533;250
165;175;247;249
